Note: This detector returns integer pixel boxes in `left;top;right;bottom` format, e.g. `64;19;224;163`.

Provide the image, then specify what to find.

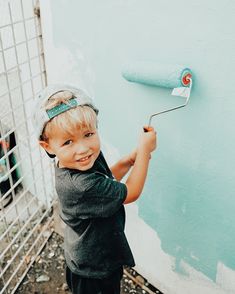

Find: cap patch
46;98;78;119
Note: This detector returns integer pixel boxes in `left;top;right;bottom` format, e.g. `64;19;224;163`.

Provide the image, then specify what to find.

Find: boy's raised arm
124;128;157;204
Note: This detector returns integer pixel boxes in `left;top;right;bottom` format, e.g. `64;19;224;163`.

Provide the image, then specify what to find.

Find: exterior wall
40;1;235;293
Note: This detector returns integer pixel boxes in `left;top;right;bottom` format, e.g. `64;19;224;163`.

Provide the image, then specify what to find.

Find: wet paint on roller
122;62;192;89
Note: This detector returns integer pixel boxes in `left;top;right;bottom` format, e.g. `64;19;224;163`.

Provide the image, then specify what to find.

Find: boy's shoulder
55;164;95;193
55;151;112;194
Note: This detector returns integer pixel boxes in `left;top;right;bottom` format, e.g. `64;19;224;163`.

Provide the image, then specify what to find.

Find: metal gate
0;1;56;293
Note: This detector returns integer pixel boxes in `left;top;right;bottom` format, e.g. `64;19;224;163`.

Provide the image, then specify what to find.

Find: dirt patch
16;232;163;294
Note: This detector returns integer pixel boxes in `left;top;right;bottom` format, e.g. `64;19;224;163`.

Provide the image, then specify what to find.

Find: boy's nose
75;142;89;155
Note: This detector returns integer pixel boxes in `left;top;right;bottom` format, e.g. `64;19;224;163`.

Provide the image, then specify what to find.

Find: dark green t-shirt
55;152;135;278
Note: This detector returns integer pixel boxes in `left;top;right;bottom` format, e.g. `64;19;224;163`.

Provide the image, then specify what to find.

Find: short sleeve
70;172;127;219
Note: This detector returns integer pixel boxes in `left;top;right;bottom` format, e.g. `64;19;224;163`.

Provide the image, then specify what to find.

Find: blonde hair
41;91;98;142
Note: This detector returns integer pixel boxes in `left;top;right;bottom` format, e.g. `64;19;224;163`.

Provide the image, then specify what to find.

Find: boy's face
41;125;100;171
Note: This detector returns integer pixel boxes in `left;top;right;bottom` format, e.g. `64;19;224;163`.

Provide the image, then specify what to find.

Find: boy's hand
138;126;157;154
128;149;137;166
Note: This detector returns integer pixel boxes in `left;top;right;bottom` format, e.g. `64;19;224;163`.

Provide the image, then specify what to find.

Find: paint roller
122;61;193;132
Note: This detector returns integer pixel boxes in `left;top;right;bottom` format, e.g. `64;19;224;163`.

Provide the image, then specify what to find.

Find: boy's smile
41;125;100;171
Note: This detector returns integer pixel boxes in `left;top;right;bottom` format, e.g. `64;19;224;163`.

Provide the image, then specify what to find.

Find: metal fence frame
0;1;55;293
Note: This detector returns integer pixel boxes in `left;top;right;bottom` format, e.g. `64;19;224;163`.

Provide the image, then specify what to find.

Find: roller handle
143;126;154;132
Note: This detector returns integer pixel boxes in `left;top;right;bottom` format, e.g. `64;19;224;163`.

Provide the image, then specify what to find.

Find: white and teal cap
31;84;98;140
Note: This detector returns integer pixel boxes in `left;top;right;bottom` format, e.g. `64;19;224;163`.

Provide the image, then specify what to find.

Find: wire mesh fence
0;1;56;293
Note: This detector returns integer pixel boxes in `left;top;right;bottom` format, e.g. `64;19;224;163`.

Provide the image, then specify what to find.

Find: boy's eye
63;140;72;146
85;132;94;138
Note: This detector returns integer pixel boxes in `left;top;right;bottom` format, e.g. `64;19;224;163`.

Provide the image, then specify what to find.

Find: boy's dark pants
66;266;123;294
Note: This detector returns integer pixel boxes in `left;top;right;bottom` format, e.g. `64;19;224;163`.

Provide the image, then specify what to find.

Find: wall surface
40;0;235;293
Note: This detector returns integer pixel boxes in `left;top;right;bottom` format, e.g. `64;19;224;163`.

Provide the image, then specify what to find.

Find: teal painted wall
44;0;235;289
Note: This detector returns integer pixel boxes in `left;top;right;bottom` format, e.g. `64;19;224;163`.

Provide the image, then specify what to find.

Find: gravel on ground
16;232;163;294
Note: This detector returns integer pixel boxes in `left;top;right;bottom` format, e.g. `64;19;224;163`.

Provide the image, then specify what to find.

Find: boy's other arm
110;149;137;181
124;128;157;204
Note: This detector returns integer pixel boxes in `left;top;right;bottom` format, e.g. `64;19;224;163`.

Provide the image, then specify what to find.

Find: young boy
32;84;157;294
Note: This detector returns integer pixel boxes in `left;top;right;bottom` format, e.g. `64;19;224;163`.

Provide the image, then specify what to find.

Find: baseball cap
31;84;98;158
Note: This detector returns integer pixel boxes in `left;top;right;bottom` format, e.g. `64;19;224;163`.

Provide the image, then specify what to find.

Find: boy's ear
39;141;55;156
